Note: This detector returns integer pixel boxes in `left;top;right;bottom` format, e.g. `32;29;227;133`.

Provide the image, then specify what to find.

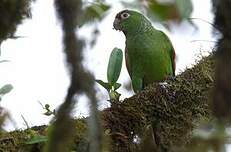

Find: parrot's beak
113;18;121;31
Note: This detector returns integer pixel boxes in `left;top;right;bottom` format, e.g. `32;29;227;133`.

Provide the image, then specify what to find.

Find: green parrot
113;10;176;92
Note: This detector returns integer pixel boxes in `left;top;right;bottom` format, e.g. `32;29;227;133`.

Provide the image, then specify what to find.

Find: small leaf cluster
96;47;123;103
38;101;56;116
0;84;13;102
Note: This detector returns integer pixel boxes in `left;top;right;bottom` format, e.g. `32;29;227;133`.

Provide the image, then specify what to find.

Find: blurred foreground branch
212;0;231;120
0;0;33;46
45;0;101;152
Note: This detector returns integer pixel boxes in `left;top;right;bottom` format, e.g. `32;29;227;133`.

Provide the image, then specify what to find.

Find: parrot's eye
121;12;130;19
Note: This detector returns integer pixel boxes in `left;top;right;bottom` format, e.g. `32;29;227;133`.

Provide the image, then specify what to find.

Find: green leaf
146;0;193;22
121;0;142;10
95;80;111;91
176;0;193;19
147;0;178;21
25;135;48;144
107;48;123;85
79;2;110;26
0;84;13;95
109;90;121;102
113;83;121;91
44;111;54;116
0;60;9;63
45;104;50;109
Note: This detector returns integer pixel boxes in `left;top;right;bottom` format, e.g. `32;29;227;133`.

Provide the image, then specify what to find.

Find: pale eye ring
121;12;130;19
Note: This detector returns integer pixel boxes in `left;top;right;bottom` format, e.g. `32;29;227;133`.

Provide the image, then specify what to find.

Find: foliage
121;0;193;23
79;2;110;27
107;48;123;86
47;0;102;152
0;0;33;43
0;60;9;63
0;54;214;151
0;48;13;132
0;125;47;151
25;133;47;145
102;55;213;151
4;0;231;152
38;101;56;116
0;0;32;131
176;0;193;20
96;47;123;102
0;84;13;102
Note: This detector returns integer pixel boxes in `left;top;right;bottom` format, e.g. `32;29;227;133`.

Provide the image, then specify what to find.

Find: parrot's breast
126;31;173;85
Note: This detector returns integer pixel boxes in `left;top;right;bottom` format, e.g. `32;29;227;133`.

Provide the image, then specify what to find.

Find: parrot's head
113;10;151;35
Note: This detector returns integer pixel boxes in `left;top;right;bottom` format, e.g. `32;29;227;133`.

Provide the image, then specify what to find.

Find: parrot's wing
125;47;132;77
159;31;176;76
125;47;144;92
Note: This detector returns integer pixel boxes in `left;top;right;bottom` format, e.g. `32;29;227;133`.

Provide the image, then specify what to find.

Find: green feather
114;10;175;92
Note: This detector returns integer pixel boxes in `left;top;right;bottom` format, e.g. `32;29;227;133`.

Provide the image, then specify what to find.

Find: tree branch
101;55;214;151
0;55;214;151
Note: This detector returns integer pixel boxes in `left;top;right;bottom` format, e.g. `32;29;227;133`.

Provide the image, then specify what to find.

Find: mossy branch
0;55;215;151
101;55;214;151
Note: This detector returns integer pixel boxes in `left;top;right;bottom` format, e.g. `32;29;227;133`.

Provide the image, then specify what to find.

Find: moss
102;55;214;151
72;119;89;152
0;125;46;152
0;119;88;152
0;55;215;151
0;0;33;43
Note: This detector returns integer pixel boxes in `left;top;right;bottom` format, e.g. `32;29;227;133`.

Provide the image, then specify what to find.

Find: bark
212;0;231;120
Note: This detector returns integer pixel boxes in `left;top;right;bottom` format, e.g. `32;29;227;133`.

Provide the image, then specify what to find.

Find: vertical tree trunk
212;0;231;119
